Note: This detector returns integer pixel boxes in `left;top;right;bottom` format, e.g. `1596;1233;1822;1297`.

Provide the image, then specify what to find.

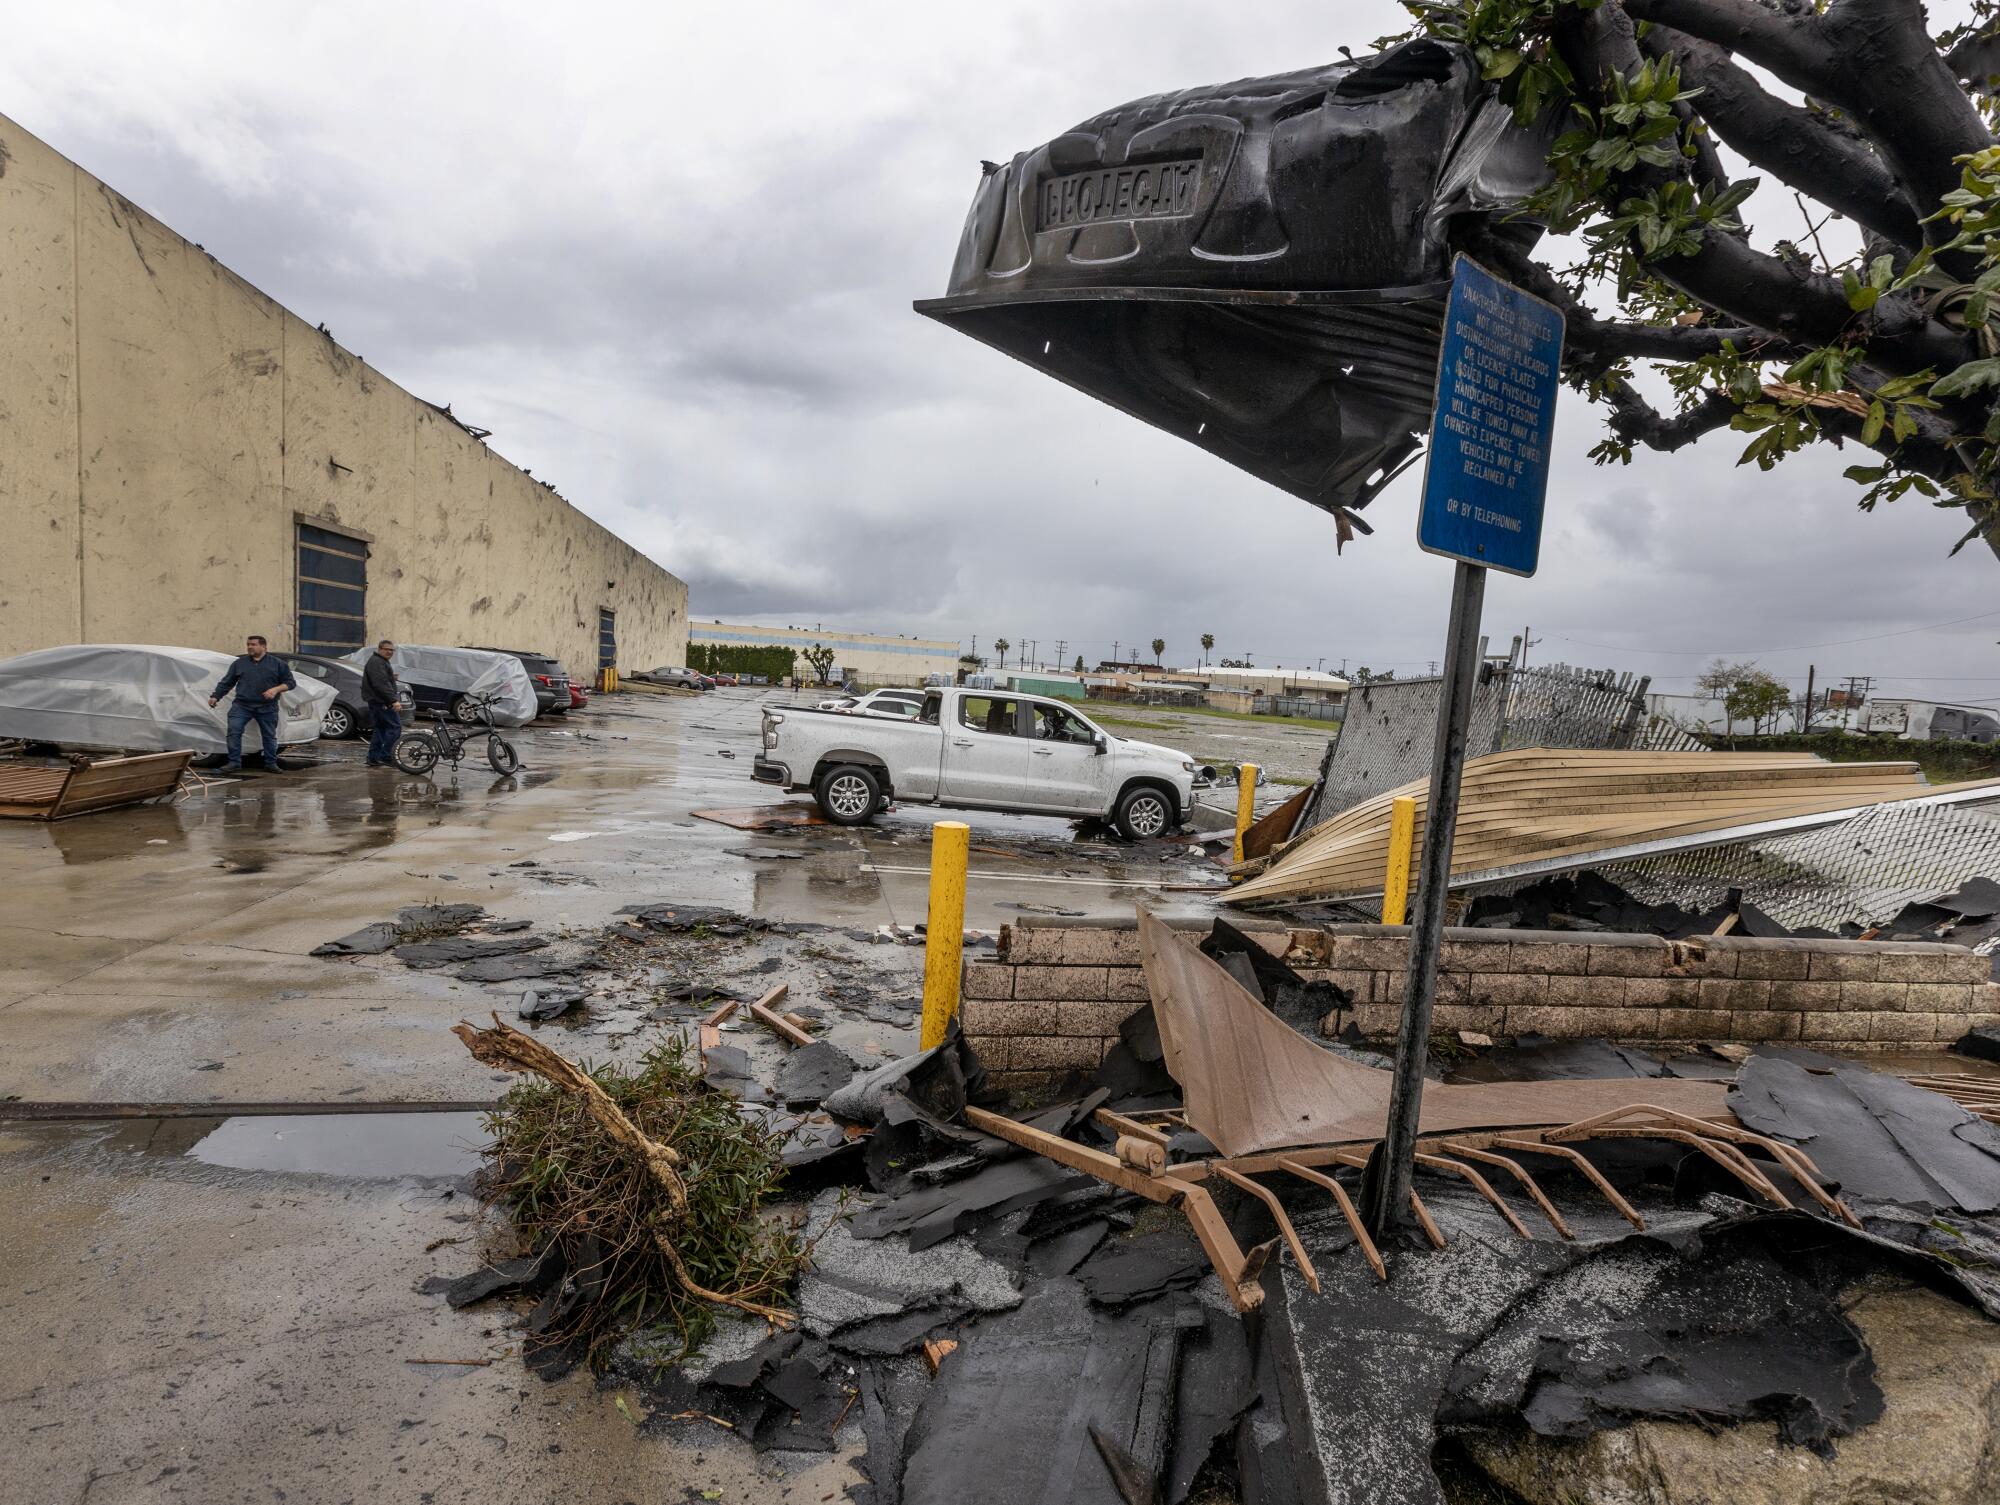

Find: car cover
344;644;537;726
0;644;336;755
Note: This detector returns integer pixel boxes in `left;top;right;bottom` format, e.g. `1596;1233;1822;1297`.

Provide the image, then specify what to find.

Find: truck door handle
951;738;973;747
1032;748;1053;756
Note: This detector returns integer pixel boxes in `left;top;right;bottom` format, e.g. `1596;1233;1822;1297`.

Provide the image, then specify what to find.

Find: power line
1545;607;2000;659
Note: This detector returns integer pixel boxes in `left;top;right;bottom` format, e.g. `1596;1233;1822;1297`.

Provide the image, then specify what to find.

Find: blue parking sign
1416;255;1565;577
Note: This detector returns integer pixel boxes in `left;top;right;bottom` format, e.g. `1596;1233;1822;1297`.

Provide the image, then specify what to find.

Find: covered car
344;644;537;727
0;644;335;755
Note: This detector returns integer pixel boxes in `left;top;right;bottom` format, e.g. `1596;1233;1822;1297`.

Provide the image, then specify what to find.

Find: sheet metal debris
1229;749;2000;907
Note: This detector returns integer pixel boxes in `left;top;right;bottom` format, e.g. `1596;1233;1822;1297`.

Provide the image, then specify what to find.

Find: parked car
634;666;710;690
463;646;571;716
819;688;926;720
755;687;1215;838
567;680;589;710
709;672;739;687
291;653;375;739
352;645;538;727
0;644;335;756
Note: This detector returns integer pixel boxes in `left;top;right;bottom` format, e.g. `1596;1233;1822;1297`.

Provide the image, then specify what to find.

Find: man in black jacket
361;640;405;767
208;634;296;772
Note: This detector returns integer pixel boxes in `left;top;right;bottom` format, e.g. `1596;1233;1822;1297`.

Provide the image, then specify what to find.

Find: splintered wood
1227;748;2000;905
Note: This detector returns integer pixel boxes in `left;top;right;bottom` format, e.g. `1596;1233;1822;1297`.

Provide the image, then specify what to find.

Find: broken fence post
919;821;970;1050
1232;762;1260;864
1381;794;1417;926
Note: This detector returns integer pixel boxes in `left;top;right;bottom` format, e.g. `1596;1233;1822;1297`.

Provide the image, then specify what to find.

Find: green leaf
1483;47;1524;79
1930;356;2000;399
1844;464;1890;483
1861;400;1885;446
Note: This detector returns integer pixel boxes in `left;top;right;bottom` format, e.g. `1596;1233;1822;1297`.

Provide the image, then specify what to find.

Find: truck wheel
815;764;881;825
1114;785;1176;841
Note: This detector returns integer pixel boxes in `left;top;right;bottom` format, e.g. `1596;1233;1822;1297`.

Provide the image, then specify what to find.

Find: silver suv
639;666;709;690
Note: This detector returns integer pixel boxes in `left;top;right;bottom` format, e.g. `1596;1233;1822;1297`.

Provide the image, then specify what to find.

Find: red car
567;681;588;710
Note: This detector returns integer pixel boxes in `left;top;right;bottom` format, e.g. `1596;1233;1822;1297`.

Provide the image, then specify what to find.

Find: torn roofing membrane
916;39;1555;522
1730;1056;2000;1213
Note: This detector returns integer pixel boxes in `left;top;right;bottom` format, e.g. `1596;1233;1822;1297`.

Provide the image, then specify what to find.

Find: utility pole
1801;664;1816;733
1054;640;1066;672
1113;640;1120;665
1837;674;1873;732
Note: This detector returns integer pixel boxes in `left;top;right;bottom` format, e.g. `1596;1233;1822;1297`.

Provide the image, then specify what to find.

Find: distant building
0;112;687;678
691;621;959;686
1176;666;1350;705
998;670;1087;702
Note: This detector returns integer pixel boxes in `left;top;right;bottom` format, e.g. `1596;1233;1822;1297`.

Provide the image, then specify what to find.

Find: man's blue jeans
367;707;402;765
226;698;282;769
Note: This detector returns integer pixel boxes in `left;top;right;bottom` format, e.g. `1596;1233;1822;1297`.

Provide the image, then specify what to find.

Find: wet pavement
0;686;1234;1502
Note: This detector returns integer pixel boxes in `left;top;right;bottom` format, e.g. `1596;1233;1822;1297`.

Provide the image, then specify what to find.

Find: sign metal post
1361;255;1564;1239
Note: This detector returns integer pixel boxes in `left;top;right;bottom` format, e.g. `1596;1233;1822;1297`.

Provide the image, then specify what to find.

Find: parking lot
0;685;1239;1503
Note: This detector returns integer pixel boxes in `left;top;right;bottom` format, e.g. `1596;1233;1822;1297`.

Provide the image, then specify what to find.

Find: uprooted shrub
454;1015;806;1366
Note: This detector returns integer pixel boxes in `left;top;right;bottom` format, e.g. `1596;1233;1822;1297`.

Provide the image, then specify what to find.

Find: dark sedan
290;654;376;739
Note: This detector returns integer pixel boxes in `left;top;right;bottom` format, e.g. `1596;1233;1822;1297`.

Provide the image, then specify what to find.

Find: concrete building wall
691;621;959;687
0;113;686;676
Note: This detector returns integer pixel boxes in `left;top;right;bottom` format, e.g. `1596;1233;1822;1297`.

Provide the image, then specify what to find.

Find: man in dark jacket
361;640;405;767
208;635;296;772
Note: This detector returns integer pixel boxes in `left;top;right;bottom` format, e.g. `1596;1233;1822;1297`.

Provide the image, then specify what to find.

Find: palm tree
1151;637;1165;665
994;638;1010;670
1200;633;1214;666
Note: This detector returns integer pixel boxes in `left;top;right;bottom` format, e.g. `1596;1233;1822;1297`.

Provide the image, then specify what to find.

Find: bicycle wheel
393;732;440;775
486;735;520;775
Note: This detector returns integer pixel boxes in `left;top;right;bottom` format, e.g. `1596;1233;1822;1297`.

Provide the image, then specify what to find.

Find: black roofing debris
1200;919;1348;1037
1465;870;2000;967
772;1040;860;1108
414;904;2000;1503
1730;1055;2000;1213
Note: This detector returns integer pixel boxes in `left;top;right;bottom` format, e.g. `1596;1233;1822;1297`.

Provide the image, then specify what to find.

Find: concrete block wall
1293;925;2000;1049
959;916;1288;1091
960;918;2000;1087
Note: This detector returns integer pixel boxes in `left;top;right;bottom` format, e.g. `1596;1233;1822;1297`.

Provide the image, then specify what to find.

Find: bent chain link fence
1300;663;2000;933
1304;662;1702;828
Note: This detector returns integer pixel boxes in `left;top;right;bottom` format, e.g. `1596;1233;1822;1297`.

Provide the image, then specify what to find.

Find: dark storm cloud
4;0;1994;701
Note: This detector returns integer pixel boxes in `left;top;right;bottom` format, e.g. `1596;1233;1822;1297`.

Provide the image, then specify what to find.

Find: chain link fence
1464;797;2000;938
1304;662;1704;827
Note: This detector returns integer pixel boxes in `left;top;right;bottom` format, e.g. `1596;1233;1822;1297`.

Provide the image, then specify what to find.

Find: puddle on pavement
169;1112;490;1178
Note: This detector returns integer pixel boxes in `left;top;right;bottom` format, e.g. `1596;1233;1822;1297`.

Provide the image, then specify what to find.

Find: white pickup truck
755;687;1217;838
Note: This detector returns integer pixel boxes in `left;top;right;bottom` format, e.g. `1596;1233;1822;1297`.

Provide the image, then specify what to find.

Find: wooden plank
748;984;810;1047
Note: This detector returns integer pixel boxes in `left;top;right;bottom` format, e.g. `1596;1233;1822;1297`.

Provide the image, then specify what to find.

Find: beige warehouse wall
0;112;686;676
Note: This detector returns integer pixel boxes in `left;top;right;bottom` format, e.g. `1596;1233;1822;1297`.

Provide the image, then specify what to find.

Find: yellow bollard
919;821;971;1049
1381;795;1417;926
1232;763;1260;864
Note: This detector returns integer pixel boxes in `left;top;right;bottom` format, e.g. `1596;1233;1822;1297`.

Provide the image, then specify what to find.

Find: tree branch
1639;26;1927;251
1463;224;1780;369
1556;5;1978;379
1603;384;1740;452
1625;0;1994;216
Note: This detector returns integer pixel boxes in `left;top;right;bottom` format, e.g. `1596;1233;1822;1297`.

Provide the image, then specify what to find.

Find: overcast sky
5;1;1996;700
